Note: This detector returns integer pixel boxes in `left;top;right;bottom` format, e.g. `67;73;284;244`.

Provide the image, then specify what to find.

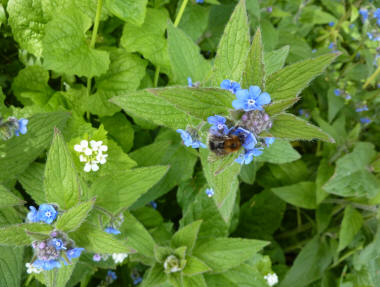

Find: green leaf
193;238;268;272
141;264;167;287
299;6;336;25
0;223;52;246
150;87;234;120
265;98;299;116
39;262;78;287
209;0;250;85
272;181;317;209
0;112;70;183
111;90;200;129
120;211;156;258
183;256;211;276
45;128;81;210
178;4;209;42
91;166;169;213
0;185;25;208
105;0;147;25
266;113;334;143
242;29;265;89
280;236;333;287
167;22;211;85
120;8;171;74
264;45;290;75
338;205;363;251
55;200;95;232
88;48;147;117
256;139;301;164
12;65;54;106
69;223;132;254
323;142;380;199
266;53;339;101
183;274;207;287
316;159;334;204
42;7;110;77
171;220;202;252
0;246;24;287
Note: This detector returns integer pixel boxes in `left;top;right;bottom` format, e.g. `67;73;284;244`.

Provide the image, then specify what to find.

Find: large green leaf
256;139;301;164
264;45;290;75
209;0;250;85
105;0;147;25
193;238;268;272
0;246;23;287
45;129;81;210
171;220;202;253
0;112;70;183
242;29;265;89
42;7;110;77
0;223;52;246
91;166;169;213
338;205;363;251
150;87;234;120
167;23;211;85
55;200;95;232
272;182;317;209
183;274;207;287
0;185;25;208
266;53;339;101
266;113;334;143
39;263;77;287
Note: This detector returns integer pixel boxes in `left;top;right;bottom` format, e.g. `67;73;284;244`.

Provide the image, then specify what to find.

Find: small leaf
0;223;53;246
171;220;202;252
265;113;334;143
167;22;211;84
242;29;265;89
193;238;268;272
0;185;25;208
45;128;81;210
209;0;250;85
55;199;95;232
264;45;290;75
272;181;317;209
266;53;340;101
256;139;301;164
183;256;211;276
265;98;299;116
141;264;167;287
105;0;148;25
338;205;363;251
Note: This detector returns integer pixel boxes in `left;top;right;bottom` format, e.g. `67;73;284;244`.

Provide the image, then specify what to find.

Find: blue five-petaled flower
220;79;241;94
232;86;271;111
207;115;229;135
235;148;263;165
33;259;61;271
27;204;58;224
105;227;121;235
15;118;28;136
176;129;207;149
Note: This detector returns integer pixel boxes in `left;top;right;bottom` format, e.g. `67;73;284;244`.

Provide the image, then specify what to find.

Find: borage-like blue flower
265;137;275;147
359;8;368;22
334;89;341;96
205;188;214;197
105;227;121;235
220;80;241;94
27;206;38;222
108;270;117;280
33;259;61;271
15;118;28;136
207;115;229;135
360;117;371;124
176;129;207;149
235;148;263;165
66;248;84;261
232;86;271;111
37;204;58;224
50;239;66;250
231;127;257;150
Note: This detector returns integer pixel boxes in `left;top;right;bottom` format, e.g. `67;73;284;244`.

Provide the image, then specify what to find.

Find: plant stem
154;0;188;87
87;0;103;97
363;65;380;89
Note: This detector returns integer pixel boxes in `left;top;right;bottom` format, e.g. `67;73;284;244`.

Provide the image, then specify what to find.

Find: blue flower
27;206;38;222
176;129;207;149
374;8;380;19
220;80;241;94
205;188;214;197
150;201;157;209
359;8;368;21
231;127;257;150
235;148;263;165
196;0;204;3
66;248;84;260
345;94;351;100
49;239;66;250
33;259;61;271
328;42;336;50
312;49;317;53
108;270;117;280
360;117;371;124
15;118;28;136
356;105;368;112
265;137;275;147
207;115;229;135
328;22;335;26
93;253;101;262
334;89;341;96
349;23;355;29
37;204;57;224
133;277;143;285
105;227;121;235
187;77;193;87
232;86;271;111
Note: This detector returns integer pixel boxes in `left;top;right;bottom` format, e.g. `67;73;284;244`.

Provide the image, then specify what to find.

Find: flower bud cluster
74;140;108;172
0;115;28;140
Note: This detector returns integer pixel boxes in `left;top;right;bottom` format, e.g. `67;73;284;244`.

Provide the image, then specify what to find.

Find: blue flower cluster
176;129;207;149
27;204;58;224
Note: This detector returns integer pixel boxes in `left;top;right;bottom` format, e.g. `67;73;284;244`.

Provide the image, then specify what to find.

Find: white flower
112;253;128;264
264;273;278;286
26;262;42;274
74;140;108;173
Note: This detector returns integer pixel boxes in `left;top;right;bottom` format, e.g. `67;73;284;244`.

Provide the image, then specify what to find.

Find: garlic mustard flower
264;273;278;286
74;140;108;172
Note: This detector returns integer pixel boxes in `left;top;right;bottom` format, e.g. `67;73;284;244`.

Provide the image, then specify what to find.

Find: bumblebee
208;130;243;156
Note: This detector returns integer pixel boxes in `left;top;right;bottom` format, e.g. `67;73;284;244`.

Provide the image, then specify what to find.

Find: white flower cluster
25;262;42;274
264;273;278;286
112;253;128;264
74;140;108;172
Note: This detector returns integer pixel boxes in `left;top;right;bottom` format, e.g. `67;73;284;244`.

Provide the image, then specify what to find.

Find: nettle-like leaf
105;0;148;25
42;6;110;77
45;128;81;210
264;45;290;76
338;205;363;252
208;0;250;85
55;199;95;232
272;181;317;209
171;220;202;253
0;223;53;246
0;185;25;208
38;262;78;287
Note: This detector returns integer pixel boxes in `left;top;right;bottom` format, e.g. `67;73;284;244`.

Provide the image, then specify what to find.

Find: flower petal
248;86;262;99
220;79;231;90
235;89;249;101
256;92;271;106
232;99;245;110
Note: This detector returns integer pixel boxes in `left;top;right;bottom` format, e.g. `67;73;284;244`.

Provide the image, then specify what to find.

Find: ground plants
0;0;379;286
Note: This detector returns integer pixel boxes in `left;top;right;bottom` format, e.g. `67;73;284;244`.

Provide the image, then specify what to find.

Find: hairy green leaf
0;223;52;246
272;181;317;209
106;0;147;25
55;200;95;232
0;185;25;208
338;205;363;251
264;45;290;75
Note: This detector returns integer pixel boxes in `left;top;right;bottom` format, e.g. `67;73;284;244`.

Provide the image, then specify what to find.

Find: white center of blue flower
217;124;224;130
248;99;256;106
56;241;61;247
45;211;51;217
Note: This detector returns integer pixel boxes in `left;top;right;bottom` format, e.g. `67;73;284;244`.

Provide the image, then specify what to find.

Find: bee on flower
74;140;108;172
